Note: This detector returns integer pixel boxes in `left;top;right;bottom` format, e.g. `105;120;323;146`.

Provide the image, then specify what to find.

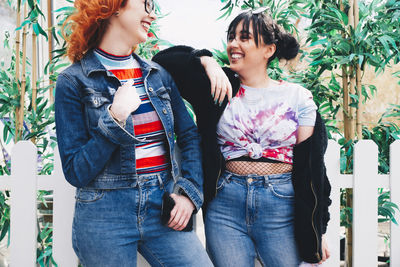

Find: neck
239;66;271;88
98;28;137;56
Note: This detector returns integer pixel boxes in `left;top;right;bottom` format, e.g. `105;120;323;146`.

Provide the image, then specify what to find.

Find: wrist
177;188;195;211
109;105;127;127
200;56;214;69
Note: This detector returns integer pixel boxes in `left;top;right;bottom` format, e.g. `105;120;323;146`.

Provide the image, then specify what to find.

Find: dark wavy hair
63;0;128;63
227;10;300;64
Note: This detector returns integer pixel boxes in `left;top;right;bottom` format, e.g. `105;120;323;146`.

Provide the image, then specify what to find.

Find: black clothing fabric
292;112;332;262
153;45;332;263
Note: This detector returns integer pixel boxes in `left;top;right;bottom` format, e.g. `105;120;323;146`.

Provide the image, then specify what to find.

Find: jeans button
247;178;253;183
168;132;172;138
148;87;153;92
163;108;167;114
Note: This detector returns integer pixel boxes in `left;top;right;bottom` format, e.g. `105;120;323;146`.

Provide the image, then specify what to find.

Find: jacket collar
81;49;159;77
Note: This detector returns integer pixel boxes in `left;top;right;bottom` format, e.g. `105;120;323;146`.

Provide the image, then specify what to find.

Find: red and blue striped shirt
95;48;170;174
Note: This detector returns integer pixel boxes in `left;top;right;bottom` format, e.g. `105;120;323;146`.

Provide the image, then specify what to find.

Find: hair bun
275;32;299;61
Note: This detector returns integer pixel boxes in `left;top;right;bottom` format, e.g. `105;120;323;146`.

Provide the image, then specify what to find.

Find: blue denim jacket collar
81;49;159;78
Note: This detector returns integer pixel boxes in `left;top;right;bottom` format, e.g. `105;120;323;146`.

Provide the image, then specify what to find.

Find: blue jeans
205;171;301;267
72;171;212;267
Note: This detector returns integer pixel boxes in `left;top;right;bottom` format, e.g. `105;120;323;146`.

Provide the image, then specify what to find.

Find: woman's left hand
200;56;232;105
168;193;195;231
319;234;330;264
299;235;330;266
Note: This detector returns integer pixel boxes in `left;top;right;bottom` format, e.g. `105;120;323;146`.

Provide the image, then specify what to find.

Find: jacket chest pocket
155;87;174;125
82;91;111;129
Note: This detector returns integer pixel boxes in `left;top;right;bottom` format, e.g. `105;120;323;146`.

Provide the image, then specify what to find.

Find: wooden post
348;66;356;139
354;0;362;138
17;5;28;142
341;1;356;265
47;0;54;104
31;0;38;144
342;66;352;142
14;2;22;143
32;32;37;113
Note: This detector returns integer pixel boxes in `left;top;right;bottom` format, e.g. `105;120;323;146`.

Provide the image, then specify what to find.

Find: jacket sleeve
55;73;122;188
156;65;205;212
152;45;213;107
317;113;332;234
321;169;332;234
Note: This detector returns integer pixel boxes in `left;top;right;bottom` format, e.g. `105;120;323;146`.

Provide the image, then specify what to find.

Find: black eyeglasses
145;0;155;14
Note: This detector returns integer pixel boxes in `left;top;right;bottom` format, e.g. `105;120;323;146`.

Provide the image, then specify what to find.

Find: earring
114;11;120;16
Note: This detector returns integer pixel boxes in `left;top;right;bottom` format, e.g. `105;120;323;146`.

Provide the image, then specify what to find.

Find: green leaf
377;36;391;54
32;23;48;40
309;38;328;47
0;220;9;242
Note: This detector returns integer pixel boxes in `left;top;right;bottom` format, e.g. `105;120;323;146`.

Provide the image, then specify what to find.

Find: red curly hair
64;0;127;62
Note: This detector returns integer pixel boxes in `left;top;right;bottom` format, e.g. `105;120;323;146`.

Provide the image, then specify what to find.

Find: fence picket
325;140;341;267
52;147;78;266
10;141;37;266
390;140;400;267
353;141;378;267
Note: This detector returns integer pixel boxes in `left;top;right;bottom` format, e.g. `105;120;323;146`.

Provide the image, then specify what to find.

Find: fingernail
219;101;223;106
214;99;217;105
212;93;215;98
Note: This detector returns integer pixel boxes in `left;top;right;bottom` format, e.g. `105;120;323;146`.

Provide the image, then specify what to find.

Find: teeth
231;54;243;59
141;22;150;30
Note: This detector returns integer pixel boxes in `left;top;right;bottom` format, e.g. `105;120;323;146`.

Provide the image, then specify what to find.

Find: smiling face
112;0;156;45
227;20;275;77
226;12;278;78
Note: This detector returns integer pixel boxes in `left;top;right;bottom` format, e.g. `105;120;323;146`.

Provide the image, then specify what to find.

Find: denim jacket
55;50;204;211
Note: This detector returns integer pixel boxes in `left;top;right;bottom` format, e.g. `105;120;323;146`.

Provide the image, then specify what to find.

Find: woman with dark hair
153;8;331;267
55;0;213;266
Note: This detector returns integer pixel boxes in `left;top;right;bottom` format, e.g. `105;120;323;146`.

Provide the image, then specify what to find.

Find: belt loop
225;172;232;182
263;174;270;187
157;173;165;191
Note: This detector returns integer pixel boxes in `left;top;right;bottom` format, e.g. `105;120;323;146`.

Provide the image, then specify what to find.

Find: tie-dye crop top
217;81;317;164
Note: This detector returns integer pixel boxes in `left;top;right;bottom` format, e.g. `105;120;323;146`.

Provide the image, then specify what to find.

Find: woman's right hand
109;80;141;122
200;56;232;105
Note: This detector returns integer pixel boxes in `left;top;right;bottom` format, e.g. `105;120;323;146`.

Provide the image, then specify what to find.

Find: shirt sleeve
298;86;317;126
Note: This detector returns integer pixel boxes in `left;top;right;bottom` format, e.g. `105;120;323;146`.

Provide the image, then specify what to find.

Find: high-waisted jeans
205;171;301;267
72;171;212;267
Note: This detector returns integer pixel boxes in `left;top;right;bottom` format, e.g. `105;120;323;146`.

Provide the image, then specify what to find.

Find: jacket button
148;87;153;92
163;108;167;114
168;132;172;138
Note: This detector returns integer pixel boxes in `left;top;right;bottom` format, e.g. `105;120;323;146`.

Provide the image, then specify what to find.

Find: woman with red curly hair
55;0;213;266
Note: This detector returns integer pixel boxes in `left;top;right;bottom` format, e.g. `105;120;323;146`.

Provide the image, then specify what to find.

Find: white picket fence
0;140;399;267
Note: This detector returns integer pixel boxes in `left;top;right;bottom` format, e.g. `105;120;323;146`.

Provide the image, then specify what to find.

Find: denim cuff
97;105;142;145
173;178;203;213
